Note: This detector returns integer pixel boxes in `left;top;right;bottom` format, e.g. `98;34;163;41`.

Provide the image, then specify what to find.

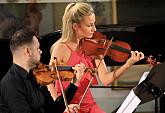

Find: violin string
54;58;69;112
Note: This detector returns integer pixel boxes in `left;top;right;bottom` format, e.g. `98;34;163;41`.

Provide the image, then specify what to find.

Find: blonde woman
48;2;144;113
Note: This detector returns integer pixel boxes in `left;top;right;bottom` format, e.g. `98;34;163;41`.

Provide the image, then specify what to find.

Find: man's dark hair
10;27;37;53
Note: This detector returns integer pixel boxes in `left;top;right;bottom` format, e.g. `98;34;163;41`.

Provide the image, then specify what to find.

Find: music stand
112;62;165;113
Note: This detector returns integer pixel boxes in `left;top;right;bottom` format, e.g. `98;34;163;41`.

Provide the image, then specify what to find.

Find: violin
80;31;131;62
32;63;74;85
32;63;94;86
80;31;156;64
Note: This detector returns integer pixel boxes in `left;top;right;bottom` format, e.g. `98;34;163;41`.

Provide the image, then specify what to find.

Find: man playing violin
0;27;85;113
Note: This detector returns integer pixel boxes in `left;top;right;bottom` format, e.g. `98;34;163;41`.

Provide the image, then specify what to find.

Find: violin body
32;63;75;85
80;31;131;62
110;40;131;62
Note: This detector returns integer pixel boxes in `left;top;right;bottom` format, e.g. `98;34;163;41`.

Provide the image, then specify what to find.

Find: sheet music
138;71;149;84
116;89;141;113
116;72;149;113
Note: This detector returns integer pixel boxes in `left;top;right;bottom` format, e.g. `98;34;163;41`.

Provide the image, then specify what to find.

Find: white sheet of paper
116;89;141;113
138;71;149;84
116;72;150;113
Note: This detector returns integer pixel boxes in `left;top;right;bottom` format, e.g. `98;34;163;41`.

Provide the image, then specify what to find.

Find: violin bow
53;58;70;112
78;37;113;108
97;36;113;68
78;71;96;108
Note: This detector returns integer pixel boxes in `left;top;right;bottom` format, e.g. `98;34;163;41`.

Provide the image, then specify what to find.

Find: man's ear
24;47;31;56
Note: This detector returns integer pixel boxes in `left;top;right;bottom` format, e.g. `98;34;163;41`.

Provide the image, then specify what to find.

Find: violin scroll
146;55;161;67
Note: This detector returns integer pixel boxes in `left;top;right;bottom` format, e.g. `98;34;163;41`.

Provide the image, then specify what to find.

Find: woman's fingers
126;51;144;66
72;62;86;75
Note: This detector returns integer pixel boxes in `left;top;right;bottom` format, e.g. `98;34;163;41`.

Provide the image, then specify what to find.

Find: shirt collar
12;63;29;79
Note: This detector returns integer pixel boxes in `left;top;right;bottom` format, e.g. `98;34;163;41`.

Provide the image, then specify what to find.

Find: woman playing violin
48;2;144;113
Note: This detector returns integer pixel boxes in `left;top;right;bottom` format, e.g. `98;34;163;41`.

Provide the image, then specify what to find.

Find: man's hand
64;104;80;113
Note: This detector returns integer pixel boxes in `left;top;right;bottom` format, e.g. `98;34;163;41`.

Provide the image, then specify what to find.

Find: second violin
32;63;74;85
32;63;96;86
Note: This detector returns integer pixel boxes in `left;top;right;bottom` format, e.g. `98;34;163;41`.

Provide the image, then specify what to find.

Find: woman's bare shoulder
50;42;70;63
51;42;67;55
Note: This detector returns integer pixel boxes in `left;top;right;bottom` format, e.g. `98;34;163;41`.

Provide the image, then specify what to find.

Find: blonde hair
60;2;94;42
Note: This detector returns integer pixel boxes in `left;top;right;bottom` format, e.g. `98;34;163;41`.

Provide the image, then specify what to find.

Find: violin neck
111;44;131;54
56;66;73;71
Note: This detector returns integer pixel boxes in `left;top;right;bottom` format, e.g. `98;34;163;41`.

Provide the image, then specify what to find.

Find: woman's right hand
71;62;86;86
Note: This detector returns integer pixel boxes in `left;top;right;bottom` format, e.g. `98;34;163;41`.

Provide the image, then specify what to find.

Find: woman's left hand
126;51;144;67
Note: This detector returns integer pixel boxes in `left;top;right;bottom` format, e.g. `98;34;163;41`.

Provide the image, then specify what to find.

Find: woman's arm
95;51;144;86
47;43;66;99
